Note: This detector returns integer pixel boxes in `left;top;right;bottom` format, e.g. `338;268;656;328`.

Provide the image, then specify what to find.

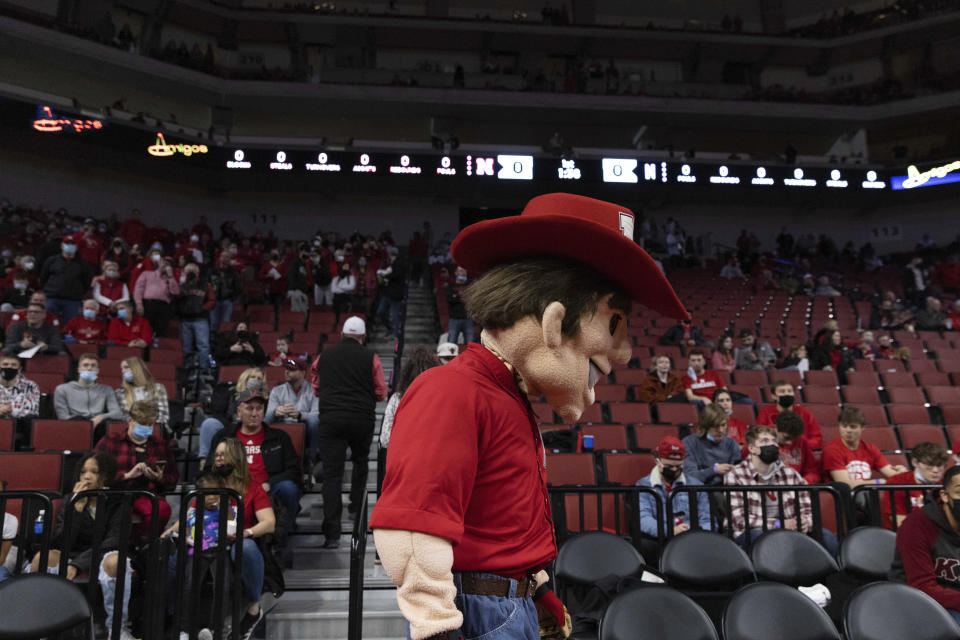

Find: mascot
370;193;688;640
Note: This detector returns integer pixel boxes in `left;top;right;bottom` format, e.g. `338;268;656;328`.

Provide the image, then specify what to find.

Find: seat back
546;454;596;486
603;453;655;485
723;582;841;640
660;530;754;588
839;526;897;581
0;419;12;451
0;452;63;490
271;422;305;458
555;531;644;586
0;573;93;637
749;530;838;586
844;582;960;640
599;585;718;640
31;420;93;452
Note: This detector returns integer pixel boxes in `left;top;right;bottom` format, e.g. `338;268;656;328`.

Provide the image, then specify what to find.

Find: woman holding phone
95;399;178;537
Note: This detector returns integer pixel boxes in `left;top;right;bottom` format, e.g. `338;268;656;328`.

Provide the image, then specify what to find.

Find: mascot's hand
534;585;572;640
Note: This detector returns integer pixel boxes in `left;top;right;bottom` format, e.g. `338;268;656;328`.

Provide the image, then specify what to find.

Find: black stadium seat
600;585;718;640
844;582;960;640
724;582;841;640
749;530;838;586
839;526;897;582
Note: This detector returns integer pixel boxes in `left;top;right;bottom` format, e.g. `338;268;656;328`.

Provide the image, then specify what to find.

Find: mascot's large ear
541;302;566;350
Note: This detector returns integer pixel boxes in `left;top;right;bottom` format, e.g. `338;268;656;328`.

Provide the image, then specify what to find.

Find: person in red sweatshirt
258;250;287;306
71;218;104;267
890;465;960;625
774;411;820;485
756;380;823;450
107;300;152;348
63;299;108;345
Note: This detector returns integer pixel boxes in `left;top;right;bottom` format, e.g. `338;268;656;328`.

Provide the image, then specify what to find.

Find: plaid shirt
0;375;40;418
115;384;170;427
95;432;178;492
723;458;812;536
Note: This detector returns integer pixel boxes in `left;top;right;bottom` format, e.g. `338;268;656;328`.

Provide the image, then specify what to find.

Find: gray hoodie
53;380;123;421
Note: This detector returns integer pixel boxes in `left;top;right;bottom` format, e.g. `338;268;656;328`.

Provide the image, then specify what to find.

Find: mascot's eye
609;314;622;336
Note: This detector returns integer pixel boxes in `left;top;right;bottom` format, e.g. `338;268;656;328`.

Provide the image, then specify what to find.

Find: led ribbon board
891;161;960;190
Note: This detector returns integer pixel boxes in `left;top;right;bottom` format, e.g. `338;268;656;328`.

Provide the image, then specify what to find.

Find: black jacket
52;492;123;572
214;332;267;366
210;266;242;302
41;255;93;300
207;423;301;489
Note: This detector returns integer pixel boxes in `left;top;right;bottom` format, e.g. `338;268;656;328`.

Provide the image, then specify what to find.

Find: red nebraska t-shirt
682;370;725;399
241;429;267;484
821;438;889;482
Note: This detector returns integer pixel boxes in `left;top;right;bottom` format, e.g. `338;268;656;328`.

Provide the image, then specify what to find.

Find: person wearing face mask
445;266;474;344
39;235;94;323
128;243;163;290
106;300;152;348
890;465;960;625
54;353;123;440
115;357;170;433
636;354;685;404
100;238;129;273
882;442;949;529
133;253;179;338
682;404;743;486
175;232;205;265
3;302;65;356
92;260;130;315
636;437;712;563
0;271;32;311
95;400;178;538
756;380;823;450
259;249;288;306
0;354;39;419
178;263;216;372
725;425;837;556
71;217;104;267
62;299;108;345
215;322;267;367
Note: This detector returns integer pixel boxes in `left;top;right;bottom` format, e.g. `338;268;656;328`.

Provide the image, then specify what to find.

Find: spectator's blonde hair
215;437;252;494
129;399;158;427
236;367;267;395
696;403;728;437
120;357;159;410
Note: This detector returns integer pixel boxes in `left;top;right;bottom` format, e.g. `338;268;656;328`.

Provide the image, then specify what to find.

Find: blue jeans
302;414;320;461
736;528;839;558
235;538;264;604
99;552;133;633
0;566;10;582
181;319;211;370
377;296;402;337
269;480;301;534
407;573;538;640
46;298;82;324
448;318;474;344
198;418;224;459
209;300;233;334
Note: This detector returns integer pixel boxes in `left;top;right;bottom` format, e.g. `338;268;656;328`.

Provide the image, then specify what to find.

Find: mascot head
452;193;688;423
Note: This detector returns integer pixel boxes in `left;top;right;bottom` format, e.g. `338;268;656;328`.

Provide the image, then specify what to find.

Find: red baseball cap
656;436;686;460
451;193;688;319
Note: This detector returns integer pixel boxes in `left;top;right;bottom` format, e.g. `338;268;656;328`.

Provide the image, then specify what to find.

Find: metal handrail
852;483;940;531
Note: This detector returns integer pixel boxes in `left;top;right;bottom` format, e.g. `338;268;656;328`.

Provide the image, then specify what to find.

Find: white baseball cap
342;316;366;335
437;342;458;358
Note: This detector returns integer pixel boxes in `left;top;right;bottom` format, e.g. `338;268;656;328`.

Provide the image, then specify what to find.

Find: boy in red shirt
821;406;907;486
774;411;820;485
682;349;726;408
882;442;949;529
63;299;108;345
757;380;823;449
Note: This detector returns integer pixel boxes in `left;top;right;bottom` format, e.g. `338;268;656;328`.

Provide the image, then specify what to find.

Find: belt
458;573;537;599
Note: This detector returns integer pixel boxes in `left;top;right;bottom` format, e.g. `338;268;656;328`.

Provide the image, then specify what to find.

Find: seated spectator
267;335;292;367
711;334;736;374
265;357;319;462
107;300;152;348
134;253;178;337
882;441;949;529
0;478;15;582
682;404;742;486
877;333;897;358
0;270;31;311
660;318;706;347
637;436;712;562
3;302;65;356
779;343;809;376
775;411;820;485
809;329;855;384
719;257;745;279
714;389;747;446
29;452;135;639
916;296;947;331
756;380;823;449
814;276;842;296
822;406;907;487
91;261;130;315
636;354;684;404
890;465;960;624
9;292;60;327
62;299;108;345
95;400;177;538
215;322;267;367
853;330;880;360
54;353;123;438
435;342;458;365
682;349;727;407
0;354;39;419
725;425;838;556
40;235;93;323
115;357;171;433
206;390;301;558
948;300;960;331
870;295;913;330
734;329;776;370
198;367;266;463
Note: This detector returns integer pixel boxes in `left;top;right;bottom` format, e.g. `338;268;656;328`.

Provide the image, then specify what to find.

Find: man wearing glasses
3;302;65;355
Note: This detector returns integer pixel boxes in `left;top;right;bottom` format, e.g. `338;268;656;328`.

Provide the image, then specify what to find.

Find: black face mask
214;463;234;478
0;367;17;381
236;331;250;342
661;465;681;483
758;445;780;464
777;395;795;409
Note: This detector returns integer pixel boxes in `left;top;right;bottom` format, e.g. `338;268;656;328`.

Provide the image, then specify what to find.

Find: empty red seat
887;387;928;405
530;402;555;424
633;425;680;451
247;305;276;324
821;425;839;445
732;370;768;386
917;371;951;387
217;364;250;384
940;361;960;374
31;420;93;452
608;403;652;425
941;406;960;424
594;385;627;403
105;346;145;361
847;403;889;426
614;370;649;386
576;404;603;424
0;452;62;490
926;387;960;405
148;350;183;365
731;403;756;424
771;370;804;389
804;386;841;405
805;370;839;387
847;371;881;387
947;425;960;450
603;453;656;485
28;373;65;395
25;357;69;376
580;425;629;451
806;404;840;427
655;403;699;425
882;372;917;388
897;424;947;449
860;426;900;452
907;359;938;373
0;419;12;451
874;359;907;373
546;453;596;485
271;422;305;458
728;384;762;405
888;405;932;425
841;386;880;404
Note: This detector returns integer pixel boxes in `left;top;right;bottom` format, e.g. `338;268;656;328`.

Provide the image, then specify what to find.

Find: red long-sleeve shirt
107;316;153;346
757;404;823;450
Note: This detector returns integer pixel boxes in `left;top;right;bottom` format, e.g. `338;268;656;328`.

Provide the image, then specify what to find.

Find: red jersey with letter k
683;370;725;399
243;430;267;483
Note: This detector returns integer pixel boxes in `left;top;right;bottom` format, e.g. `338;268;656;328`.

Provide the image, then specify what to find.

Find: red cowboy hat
451;193;688;319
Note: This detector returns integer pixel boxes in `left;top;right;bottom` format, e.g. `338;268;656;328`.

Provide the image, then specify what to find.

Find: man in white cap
310;315;388;548
436;342;458;365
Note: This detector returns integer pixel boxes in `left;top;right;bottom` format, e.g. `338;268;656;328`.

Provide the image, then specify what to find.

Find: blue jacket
636;468;712;537
682;433;743;485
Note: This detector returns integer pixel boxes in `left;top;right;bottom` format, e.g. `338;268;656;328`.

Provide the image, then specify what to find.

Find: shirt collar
458;343;527;401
